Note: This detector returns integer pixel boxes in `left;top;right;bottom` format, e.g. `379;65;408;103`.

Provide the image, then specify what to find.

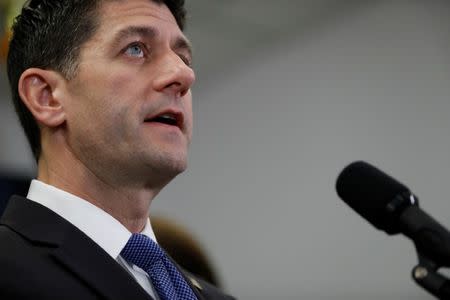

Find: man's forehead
99;0;179;28
79;0;191;58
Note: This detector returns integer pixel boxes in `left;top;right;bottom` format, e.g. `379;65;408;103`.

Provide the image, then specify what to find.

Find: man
1;0;235;299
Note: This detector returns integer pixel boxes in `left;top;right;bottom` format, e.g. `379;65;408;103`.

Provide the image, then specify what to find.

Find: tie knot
121;233;165;271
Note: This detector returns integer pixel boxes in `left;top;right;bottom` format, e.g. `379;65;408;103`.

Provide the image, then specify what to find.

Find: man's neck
37;152;161;233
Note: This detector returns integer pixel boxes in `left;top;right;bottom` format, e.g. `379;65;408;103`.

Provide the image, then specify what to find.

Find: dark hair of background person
0;175;30;217
151;215;222;288
7;0;186;161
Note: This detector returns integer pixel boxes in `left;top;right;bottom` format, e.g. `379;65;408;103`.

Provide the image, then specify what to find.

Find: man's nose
153;52;196;98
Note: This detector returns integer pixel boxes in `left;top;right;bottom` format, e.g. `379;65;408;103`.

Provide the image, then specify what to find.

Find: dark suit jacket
0;195;234;300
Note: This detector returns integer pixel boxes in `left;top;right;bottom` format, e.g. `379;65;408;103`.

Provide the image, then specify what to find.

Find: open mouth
144;112;182;128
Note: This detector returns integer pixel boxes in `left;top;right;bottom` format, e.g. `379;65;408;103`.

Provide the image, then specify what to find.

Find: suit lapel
1;196;153;300
50;226;153;300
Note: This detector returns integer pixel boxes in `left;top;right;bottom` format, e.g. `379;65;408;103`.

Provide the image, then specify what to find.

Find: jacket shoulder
0;224;52;272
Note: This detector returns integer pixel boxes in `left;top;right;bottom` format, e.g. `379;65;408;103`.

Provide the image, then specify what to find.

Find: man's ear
18;68;67;128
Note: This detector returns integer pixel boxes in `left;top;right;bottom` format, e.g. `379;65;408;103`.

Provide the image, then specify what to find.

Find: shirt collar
27;179;157;259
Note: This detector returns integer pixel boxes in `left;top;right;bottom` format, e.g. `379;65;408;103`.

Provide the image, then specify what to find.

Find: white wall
1;0;449;299
154;0;450;299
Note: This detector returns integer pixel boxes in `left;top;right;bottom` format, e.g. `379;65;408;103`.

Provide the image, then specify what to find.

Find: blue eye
125;43;144;58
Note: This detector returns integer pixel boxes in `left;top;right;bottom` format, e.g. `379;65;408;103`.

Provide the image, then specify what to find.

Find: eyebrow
111;25;193;58
173;36;193;60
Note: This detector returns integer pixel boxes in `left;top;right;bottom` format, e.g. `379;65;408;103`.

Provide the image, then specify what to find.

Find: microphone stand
394;195;450;299
412;253;450;299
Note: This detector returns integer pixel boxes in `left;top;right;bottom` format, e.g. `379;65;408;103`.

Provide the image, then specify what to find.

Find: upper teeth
160;114;175;120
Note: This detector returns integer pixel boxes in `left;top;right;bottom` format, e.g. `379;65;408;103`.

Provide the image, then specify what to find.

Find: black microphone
336;161;450;267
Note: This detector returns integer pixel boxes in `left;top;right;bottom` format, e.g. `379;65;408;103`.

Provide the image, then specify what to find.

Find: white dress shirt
27;179;160;299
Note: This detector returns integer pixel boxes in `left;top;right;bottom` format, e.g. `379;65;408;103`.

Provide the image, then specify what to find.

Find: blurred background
1;0;450;299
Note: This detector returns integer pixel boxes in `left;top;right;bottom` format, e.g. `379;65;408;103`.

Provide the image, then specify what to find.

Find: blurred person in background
151;215;222;288
0;0;25;61
0;0;235;299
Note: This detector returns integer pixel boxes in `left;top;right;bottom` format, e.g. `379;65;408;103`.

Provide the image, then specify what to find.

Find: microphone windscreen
336;161;411;233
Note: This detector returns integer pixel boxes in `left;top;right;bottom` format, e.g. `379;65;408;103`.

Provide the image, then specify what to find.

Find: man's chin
140;163;186;190
145;155;188;178
166;157;188;176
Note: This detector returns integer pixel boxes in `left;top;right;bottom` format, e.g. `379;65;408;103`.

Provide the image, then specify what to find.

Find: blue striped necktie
121;233;198;300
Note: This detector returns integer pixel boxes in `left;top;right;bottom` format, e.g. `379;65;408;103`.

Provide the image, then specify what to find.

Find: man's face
63;0;195;187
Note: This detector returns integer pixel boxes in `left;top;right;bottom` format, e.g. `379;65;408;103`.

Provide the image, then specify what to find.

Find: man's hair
7;0;186;161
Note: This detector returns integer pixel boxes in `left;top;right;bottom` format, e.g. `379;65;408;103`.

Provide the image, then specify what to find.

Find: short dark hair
7;0;186;161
